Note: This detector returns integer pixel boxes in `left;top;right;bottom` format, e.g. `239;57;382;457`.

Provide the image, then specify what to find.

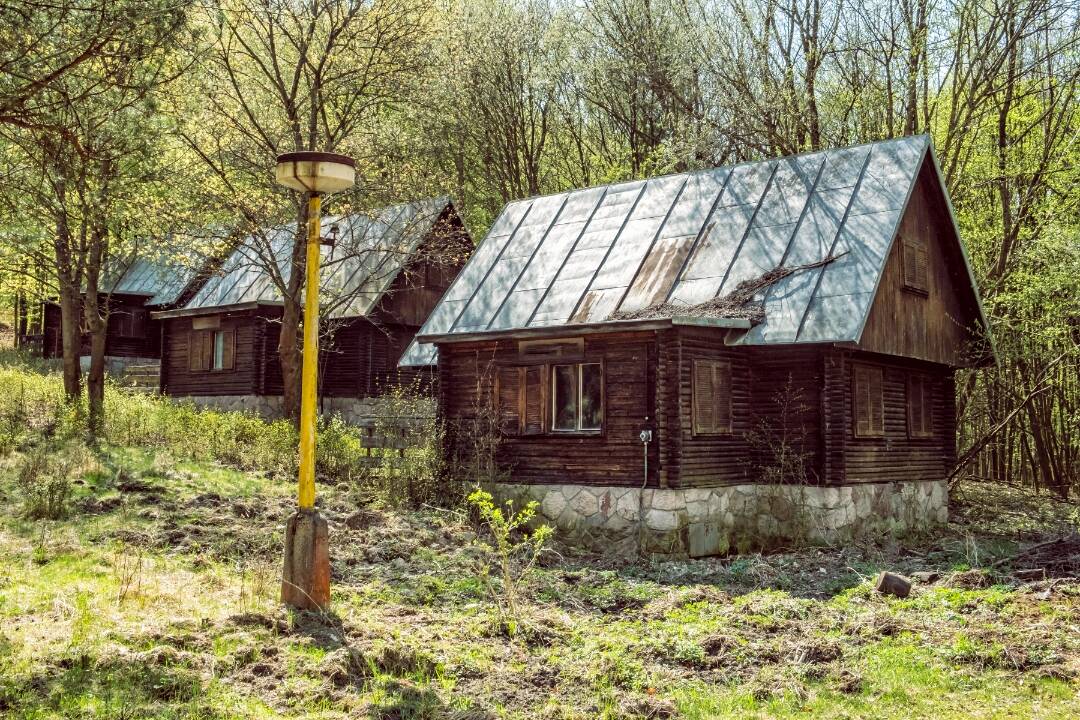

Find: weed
467;487;552;636
13;441;90;520
112;541;145;605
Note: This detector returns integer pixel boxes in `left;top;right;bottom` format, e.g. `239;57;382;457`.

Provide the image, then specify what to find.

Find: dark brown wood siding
664;328;756;488
160;311;261;396
860;161;987;367
438;333;660;487
41;294;161;359
437;329;958;490
163;308;427;399
835;350;956;484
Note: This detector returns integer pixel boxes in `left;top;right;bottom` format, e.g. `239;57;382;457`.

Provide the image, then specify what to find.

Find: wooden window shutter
853;365;884;437
693;359;732;434
908;374;932;437
221;329;236;370
496;366;523;435
902;237;929;292
522;365;546;435
188;331;202;372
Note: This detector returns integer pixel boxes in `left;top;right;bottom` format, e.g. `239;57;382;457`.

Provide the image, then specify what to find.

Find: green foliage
0;359;439;507
13;440;91;520
467;487;552;636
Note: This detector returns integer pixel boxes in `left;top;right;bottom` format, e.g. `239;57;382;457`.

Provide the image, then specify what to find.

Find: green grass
0;361;1077;718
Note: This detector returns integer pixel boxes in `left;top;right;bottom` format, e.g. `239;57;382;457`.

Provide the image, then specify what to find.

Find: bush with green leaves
13;441;92;520
467;487;552;636
0;357;443;508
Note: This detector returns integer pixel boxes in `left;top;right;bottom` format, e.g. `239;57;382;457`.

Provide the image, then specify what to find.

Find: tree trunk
57;282;82;401
83;285;107;440
279;297;304;422
278;198;311;424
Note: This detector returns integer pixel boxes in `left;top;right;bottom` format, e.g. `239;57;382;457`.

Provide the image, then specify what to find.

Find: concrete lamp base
281;508;331;610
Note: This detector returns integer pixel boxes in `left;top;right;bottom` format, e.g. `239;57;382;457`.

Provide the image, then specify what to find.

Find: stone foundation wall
485;480;948;558
174;394;435;426
81;355;160;376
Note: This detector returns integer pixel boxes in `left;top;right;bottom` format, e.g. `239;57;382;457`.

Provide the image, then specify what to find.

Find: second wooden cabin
402;136;994;556
154;197;470;420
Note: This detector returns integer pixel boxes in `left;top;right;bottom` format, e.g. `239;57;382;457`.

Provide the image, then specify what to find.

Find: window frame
189;328;235;373
550;361;604;434
852;364;885;438
691;358;733;436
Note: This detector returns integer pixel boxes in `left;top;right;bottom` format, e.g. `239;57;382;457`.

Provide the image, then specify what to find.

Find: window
908;374;933;438
692;359;732;435
902;236;929;293
552;363;602;432
853;365;884;437
110;308;147;338
189;329;234;372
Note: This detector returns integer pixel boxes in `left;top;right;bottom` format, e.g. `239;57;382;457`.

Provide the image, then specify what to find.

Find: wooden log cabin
401;136;994;556
153;198;470;418
33;254;208;368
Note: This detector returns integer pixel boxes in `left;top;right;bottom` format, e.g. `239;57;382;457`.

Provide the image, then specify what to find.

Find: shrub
467;487;552;636
0;359;450;508
14;441;92;520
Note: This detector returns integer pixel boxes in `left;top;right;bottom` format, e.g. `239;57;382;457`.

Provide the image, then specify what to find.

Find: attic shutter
496;366;523;435
693;359;732;434
853;365;884;437
902;237;929;292
523;365;546;435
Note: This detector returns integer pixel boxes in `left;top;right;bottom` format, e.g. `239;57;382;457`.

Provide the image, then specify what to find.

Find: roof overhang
417;316;752;345
151;301;276;319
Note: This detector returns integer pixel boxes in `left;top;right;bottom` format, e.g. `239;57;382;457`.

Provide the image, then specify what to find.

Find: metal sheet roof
401;135;980;367
103;252;204;307
179;197;451;318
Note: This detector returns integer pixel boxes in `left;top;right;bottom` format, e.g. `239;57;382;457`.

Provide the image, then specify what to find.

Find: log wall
437;328;959;491
439;332;660;487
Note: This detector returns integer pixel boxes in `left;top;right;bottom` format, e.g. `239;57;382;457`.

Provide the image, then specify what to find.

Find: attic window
853;365;884;438
902;236;929;293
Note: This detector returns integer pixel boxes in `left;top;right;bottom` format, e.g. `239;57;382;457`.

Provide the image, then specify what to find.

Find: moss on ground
0;444;1078;719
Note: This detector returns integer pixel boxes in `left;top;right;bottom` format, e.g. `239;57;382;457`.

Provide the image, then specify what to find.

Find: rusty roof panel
403;136;939;364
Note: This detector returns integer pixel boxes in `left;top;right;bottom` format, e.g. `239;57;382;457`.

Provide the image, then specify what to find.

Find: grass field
1;440;1077;719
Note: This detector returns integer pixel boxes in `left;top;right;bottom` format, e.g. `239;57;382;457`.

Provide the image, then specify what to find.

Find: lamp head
275;151;356;195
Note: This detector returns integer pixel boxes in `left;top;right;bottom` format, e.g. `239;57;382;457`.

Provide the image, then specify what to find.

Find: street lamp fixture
274;150;356;610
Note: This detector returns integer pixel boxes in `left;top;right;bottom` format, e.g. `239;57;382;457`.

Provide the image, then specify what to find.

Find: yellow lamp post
274;150;355;610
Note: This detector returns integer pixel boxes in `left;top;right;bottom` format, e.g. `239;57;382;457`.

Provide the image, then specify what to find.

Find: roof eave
151;301;276;319
418;316;752;344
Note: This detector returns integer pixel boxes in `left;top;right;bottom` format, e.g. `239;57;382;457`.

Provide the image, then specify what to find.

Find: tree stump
874;571;912;599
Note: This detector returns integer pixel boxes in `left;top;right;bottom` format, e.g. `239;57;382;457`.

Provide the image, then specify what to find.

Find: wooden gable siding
833;350;956;484
438;332;660;487
160;312;261;396
860;161;985;367
371;210;472;327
